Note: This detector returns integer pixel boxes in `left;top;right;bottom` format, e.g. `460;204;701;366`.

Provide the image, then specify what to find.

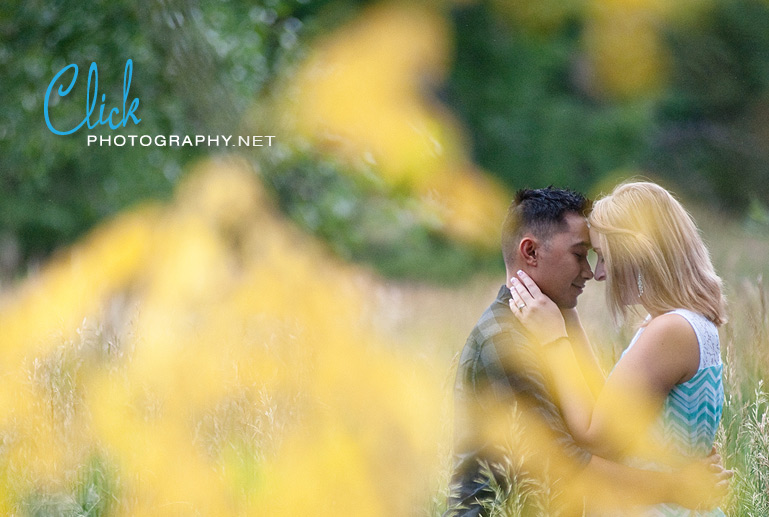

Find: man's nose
582;262;594;281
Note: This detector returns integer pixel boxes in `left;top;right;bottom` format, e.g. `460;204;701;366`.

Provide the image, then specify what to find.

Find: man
444;187;729;516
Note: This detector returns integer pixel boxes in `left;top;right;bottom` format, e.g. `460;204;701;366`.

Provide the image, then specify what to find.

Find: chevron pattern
621;310;726;516
644;502;727;517
633;365;726;517
659;364;724;457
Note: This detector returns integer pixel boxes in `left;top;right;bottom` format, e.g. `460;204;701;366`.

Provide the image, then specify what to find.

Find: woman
508;181;728;516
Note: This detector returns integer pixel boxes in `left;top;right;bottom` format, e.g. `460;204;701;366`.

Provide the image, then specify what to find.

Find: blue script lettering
44;59;141;135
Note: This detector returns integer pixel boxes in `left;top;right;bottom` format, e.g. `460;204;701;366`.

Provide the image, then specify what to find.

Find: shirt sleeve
473;325;593;471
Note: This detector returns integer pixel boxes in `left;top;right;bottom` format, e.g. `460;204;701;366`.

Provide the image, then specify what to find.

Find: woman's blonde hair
589;181;726;325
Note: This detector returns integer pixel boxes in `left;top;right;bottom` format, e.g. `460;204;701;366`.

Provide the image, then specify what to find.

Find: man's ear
519;236;538;266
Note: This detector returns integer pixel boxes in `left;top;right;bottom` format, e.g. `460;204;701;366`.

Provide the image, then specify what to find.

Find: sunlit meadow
1;2;768;516
0;157;456;516
2;164;767;515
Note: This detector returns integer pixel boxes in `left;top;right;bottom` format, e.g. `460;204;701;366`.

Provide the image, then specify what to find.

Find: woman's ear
519;236;538;266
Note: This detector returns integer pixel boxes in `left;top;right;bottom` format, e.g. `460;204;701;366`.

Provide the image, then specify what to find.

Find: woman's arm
561;307;605;399
506;274;601;447
509;271;700;458
587;313;699;457
573;450;731;513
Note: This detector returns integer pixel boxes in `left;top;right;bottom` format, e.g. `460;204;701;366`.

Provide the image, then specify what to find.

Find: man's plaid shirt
445;285;592;516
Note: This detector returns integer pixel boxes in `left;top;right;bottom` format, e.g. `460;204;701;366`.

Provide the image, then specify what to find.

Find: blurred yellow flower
278;3;510;248
583;0;669;99
0;158;446;515
583;0;712;99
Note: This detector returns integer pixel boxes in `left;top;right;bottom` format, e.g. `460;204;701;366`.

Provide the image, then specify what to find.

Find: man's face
528;213;593;309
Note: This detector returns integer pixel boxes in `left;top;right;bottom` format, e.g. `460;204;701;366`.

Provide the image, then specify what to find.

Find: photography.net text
85;134;276;147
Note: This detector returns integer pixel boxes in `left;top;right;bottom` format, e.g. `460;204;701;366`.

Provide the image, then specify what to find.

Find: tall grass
718;281;769;516
0;159;454;516
1;159;767;517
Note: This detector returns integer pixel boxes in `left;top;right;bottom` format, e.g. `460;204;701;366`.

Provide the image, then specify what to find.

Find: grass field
0;168;767;516
340;204;769;516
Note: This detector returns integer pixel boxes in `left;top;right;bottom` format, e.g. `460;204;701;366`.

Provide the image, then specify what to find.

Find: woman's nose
594;262;606;281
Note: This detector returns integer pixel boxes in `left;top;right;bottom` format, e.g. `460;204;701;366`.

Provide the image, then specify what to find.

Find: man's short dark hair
501;187;591;267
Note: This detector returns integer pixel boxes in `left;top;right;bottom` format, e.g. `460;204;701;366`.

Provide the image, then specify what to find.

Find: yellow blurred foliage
277;2;510;248
583;0;712;99
0;208;155;367
1;3;733;514
0;157;447;515
583;0;670;99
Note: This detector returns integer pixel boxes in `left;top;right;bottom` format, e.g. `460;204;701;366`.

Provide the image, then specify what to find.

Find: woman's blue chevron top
621;309;725;517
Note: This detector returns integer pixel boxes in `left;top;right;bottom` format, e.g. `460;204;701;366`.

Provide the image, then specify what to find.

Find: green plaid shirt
445;285;592;516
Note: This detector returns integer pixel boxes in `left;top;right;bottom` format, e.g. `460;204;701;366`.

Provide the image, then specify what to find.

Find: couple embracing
446;182;732;516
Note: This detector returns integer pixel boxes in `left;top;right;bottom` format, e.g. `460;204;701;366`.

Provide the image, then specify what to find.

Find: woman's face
589;227;639;305
589;228;606;281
